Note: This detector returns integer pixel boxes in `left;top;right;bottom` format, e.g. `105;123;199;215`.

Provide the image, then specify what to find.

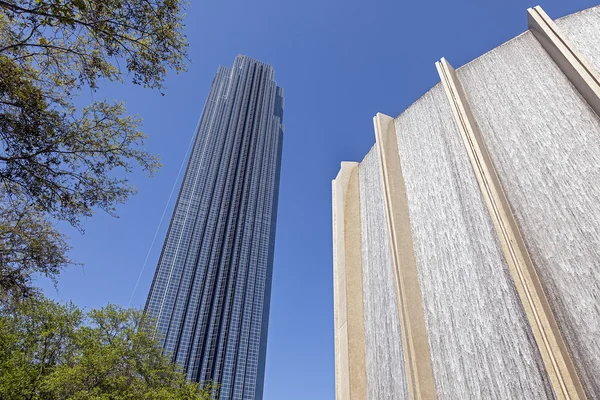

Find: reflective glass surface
145;56;284;400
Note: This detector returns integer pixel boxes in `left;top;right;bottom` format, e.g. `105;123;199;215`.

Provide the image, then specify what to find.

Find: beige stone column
332;162;367;400
436;57;587;400
528;5;600;116
373;114;437;400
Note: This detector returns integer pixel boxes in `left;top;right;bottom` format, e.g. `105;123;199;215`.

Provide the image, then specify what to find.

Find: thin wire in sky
127;119;200;307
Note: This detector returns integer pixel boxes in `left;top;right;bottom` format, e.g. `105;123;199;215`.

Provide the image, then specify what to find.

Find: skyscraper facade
333;5;600;400
145;55;284;400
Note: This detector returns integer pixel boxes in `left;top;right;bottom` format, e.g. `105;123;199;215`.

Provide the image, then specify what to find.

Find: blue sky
40;0;598;398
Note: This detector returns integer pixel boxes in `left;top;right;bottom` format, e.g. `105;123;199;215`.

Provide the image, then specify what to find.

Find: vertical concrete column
436;58;587;400
332;162;367;400
373;114;436;400
528;6;600;116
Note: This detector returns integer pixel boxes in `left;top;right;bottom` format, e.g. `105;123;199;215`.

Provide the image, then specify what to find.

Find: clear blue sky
40;0;597;398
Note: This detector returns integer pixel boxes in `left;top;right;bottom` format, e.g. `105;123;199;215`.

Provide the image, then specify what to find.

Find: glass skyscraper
145;55;284;399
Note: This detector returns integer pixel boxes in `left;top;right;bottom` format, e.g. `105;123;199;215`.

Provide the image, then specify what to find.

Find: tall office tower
145;55;284;400
333;5;600;400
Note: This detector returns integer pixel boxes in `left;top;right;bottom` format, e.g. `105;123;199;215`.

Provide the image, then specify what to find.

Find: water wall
333;5;600;399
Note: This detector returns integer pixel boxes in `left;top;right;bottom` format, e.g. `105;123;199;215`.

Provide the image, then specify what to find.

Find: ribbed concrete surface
359;147;410;400
556;5;600;76
458;31;600;397
394;83;554;399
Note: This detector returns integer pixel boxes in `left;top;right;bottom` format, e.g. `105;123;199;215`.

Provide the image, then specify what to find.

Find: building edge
332;162;367;400
373;113;437;400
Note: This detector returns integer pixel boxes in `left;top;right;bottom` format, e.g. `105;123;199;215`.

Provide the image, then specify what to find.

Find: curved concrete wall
359;148;410;399
395;83;553;399
458;28;600;397
556;7;600;76
333;5;600;400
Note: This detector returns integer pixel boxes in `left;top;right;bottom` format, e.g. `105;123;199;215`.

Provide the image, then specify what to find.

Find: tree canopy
0;0;188;299
0;296;215;399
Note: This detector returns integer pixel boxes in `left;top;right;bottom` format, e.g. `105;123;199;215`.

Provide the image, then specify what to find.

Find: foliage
0;188;72;301
0;0;189;298
0;296;216;399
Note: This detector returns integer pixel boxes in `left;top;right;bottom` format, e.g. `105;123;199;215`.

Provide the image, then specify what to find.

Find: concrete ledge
436;57;587;400
529;5;600;116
